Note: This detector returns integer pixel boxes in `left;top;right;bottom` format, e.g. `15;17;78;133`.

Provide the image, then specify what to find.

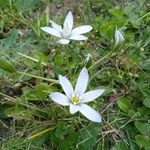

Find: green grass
0;0;150;149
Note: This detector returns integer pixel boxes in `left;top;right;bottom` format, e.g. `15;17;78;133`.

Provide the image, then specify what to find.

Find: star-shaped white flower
49;68;105;123
41;11;93;45
114;27;125;47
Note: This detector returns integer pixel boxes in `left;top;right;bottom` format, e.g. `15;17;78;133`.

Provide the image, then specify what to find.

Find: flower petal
75;68;89;94
79;104;102;122
118;30;124;41
57;39;70;45
72;25;93;35
64;11;73;33
69;103;80;114
50;20;62;32
41;27;61;38
82;89;105;103
49;92;70;106
59;75;74;98
115;30;119;46
69;34;88;41
115;29;124;47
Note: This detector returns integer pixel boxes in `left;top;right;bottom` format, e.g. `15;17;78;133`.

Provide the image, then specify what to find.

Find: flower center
72;96;80;105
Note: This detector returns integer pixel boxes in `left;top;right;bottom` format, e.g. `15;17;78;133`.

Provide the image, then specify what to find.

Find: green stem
17;71;59;84
27;126;57;140
0;92;49;114
89;52;114;70
138;12;150;21
17;52;47;66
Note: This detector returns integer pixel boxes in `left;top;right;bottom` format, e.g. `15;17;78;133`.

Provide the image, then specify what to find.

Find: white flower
85;53;92;62
49;68;105;122
41;11;93;45
114;27;125;47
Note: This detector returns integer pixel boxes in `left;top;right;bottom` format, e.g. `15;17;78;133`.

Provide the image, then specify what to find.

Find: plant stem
89;52;114;70
17;71;59;84
17;52;47;66
138;12;150;21
0;92;48;114
27;126;57;140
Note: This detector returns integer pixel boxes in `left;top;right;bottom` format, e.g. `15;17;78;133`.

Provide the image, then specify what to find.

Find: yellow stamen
72;96;80;105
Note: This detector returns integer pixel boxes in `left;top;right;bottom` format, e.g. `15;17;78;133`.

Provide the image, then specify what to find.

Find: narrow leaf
0;59;16;73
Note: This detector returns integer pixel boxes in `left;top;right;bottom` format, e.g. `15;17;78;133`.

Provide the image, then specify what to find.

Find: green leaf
2;29;19;51
77;124;100;150
0;104;11;118
16;0;40;12
111;140;128;150
135;135;150;148
34;82;49;99
34;51;49;64
0;0;9;8
143;98;150;108
50;121;77;150
117;98;132;112
4;106;32;120
0;59;16;73
54;55;63;65
137;107;150;119
21;83;49;101
99;21;114;38
135;121;150;135
123;3;140;28
51;122;68;144
141;59;150;71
